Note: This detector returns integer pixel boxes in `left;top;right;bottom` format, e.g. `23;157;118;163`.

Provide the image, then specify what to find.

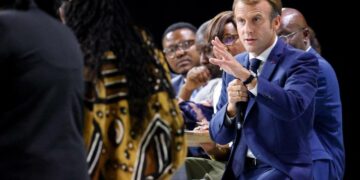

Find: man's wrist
183;82;196;91
246;77;257;89
242;70;256;85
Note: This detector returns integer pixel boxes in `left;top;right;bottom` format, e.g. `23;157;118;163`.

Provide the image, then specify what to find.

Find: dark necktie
249;58;261;75
228;58;262;178
237;58;262;123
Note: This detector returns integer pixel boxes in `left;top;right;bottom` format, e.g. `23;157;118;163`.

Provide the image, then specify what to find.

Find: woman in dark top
0;0;89;179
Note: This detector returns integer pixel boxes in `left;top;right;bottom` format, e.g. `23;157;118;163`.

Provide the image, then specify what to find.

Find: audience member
162;22;201;98
278;7;345;179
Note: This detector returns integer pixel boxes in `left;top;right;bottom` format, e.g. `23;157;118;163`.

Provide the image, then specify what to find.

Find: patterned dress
83;31;186;180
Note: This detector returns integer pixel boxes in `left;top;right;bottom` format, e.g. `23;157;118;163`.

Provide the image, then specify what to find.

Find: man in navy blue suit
209;0;319;179
278;8;345;179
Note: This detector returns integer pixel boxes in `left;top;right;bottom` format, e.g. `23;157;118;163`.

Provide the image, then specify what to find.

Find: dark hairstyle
196;20;210;43
65;0;174;122
162;22;197;41
0;0;30;10
232;0;282;19
207;11;235;43
0;0;59;18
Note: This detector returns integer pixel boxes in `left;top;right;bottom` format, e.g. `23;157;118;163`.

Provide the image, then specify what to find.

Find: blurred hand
209;37;247;79
184;66;211;91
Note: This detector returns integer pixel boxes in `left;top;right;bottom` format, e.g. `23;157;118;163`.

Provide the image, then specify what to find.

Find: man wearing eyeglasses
278;8;345;180
162;22;203;99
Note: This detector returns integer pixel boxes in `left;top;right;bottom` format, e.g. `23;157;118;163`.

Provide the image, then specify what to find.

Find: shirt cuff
248;82;258;96
224;113;236;128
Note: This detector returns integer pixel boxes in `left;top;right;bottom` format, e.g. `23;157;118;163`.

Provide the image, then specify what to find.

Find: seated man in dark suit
278;7;345;179
209;0;319;179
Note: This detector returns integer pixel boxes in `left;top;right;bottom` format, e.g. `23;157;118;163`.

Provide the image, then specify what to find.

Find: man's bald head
278;7;310;50
281;8;308;29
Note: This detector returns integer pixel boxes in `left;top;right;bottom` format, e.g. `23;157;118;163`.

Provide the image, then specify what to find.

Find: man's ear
302;28;310;45
272;15;281;31
302;28;310;39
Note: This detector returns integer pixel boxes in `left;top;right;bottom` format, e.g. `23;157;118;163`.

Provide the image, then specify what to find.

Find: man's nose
174;48;185;57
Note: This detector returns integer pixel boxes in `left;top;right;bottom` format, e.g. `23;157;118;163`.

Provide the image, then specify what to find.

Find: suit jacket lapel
245;39;285;119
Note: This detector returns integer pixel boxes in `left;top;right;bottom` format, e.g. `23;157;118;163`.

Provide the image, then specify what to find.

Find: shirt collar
305;46;311;52
249;36;278;63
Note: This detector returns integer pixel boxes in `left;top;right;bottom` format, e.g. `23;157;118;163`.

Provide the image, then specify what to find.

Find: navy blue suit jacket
308;48;344;179
210;39;319;179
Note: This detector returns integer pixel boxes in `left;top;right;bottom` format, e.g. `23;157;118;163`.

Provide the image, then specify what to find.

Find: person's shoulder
308;48;334;71
234;51;247;59
0;9;23;24
284;44;317;62
171;75;183;85
0;10;25;41
234;51;248;64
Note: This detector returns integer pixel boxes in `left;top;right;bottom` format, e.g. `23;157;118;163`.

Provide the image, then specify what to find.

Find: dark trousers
241;158;290;180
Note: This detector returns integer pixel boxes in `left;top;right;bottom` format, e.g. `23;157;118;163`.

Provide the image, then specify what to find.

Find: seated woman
176;10;246;180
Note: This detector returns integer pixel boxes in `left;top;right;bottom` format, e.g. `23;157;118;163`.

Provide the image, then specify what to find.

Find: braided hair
65;0;174;121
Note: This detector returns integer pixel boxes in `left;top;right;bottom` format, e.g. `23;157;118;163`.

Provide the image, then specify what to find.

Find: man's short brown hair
232;0;282;19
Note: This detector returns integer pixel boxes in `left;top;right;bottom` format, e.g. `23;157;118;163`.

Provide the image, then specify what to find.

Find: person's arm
204;143;230;161
194;123;231;161
178;66;210;101
255;52;319;121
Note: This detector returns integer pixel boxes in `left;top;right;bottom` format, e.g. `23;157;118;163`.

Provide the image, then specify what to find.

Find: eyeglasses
221;34;239;46
279;29;304;42
163;40;195;58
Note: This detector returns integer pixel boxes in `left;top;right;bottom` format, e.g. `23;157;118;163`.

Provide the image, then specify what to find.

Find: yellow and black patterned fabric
83;31;187;180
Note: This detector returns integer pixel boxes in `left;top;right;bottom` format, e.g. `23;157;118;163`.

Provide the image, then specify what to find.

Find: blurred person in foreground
0;0;89;179
64;0;186;179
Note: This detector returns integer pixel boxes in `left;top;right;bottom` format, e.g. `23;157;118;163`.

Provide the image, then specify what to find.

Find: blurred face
162;28;200;75
234;0;280;55
278;15;307;50
196;32;222;78
222;22;245;55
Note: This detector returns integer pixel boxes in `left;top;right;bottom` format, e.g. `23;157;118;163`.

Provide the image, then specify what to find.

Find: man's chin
178;67;192;75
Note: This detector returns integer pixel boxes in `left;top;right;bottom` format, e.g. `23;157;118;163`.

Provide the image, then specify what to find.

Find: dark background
124;0;356;179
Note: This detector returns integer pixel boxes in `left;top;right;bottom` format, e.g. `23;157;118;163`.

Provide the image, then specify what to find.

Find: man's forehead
163;29;195;46
234;0;271;18
281;14;297;27
166;28;195;38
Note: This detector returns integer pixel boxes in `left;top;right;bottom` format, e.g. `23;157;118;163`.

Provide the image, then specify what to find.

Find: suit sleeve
315;58;342;130
256;52;319;121
216;71;228;111
210;72;236;144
